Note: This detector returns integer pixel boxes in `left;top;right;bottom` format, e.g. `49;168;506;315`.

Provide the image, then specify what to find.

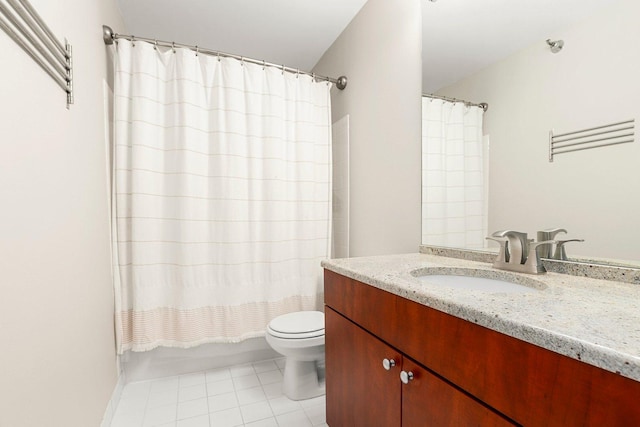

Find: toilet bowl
265;311;325;401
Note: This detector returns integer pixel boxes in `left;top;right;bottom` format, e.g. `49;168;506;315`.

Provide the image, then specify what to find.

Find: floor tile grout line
141;382;152;426
234;383;246;423
177;377;184;425
203;374;211;426
233;365;246;426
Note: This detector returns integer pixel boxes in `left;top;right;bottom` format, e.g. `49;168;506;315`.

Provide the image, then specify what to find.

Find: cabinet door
326;307;402;427
401;357;515;427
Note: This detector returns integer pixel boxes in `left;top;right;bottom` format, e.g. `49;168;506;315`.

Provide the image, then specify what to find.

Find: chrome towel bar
549;119;634;162
0;0;73;107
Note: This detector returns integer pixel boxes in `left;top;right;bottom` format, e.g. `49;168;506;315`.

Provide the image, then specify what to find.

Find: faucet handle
553;239;585;261
491;230;522;238
529;240;555;254
492;230;528;264
536;229;567;258
523;240;555;272
537;228;567;238
486;236;509;263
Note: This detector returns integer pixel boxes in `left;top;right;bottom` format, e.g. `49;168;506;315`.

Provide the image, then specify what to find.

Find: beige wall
313;0;423;257
0;1;124;426
437;0;640;262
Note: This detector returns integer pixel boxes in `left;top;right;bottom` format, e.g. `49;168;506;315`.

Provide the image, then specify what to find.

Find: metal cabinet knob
400;370;414;384
382;358;396;370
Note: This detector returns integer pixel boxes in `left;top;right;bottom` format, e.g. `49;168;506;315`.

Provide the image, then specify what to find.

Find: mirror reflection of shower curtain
111;40;332;353
421;98;486;249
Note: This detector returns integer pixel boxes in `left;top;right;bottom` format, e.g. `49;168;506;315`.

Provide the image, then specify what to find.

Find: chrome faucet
536;228;567;258
487;230;553;274
536;228;584;260
492;230;529;264
553;238;585;260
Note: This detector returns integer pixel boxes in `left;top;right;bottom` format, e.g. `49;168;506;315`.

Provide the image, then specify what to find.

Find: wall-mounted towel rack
0;0;73;107
549;119;635;162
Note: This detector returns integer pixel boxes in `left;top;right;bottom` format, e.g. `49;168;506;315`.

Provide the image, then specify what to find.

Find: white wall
437;0;640;262
331;115;350;258
0;1;125;426
313;0;423;257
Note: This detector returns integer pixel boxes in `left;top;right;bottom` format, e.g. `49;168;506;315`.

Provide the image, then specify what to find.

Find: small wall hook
546;39;564;53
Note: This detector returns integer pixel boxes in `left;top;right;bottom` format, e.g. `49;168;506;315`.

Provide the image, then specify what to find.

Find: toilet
265;310;325;401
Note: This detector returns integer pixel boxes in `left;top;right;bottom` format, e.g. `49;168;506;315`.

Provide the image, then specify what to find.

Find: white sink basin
412;268;546;294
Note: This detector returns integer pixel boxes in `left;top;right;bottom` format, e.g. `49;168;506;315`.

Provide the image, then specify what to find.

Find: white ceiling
115;0;368;71
422;0;619;93
116;0;619;93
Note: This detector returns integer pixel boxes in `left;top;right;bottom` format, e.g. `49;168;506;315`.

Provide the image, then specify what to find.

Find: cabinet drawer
324;269;398;340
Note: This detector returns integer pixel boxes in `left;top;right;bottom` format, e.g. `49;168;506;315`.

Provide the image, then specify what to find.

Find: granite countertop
321;252;640;382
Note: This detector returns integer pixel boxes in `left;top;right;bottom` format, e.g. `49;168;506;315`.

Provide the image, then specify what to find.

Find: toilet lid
268;311;324;338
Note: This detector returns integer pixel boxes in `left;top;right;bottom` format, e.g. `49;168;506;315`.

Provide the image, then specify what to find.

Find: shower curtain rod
102;25;347;90
423;93;488;112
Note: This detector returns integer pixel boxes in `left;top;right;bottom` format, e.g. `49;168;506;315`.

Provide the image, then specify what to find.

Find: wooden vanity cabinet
324;269;640;426
325;271;514;427
326;308;511;427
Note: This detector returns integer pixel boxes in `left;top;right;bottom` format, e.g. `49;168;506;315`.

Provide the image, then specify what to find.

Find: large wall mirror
421;0;640;267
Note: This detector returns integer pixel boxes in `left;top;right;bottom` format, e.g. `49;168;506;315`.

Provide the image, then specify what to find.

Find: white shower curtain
111;40;332;353
421;97;486;249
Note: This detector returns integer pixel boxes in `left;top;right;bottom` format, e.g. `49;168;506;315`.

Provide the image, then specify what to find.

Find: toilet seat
267;311;325;339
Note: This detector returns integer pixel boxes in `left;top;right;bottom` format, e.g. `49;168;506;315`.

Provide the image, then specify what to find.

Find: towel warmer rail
549;119;634;162
0;0;73;107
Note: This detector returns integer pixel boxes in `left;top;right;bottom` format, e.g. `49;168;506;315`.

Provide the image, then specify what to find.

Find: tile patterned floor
111;358;327;427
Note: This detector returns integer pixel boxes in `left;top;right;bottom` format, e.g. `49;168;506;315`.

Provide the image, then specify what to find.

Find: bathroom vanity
322;253;640;426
